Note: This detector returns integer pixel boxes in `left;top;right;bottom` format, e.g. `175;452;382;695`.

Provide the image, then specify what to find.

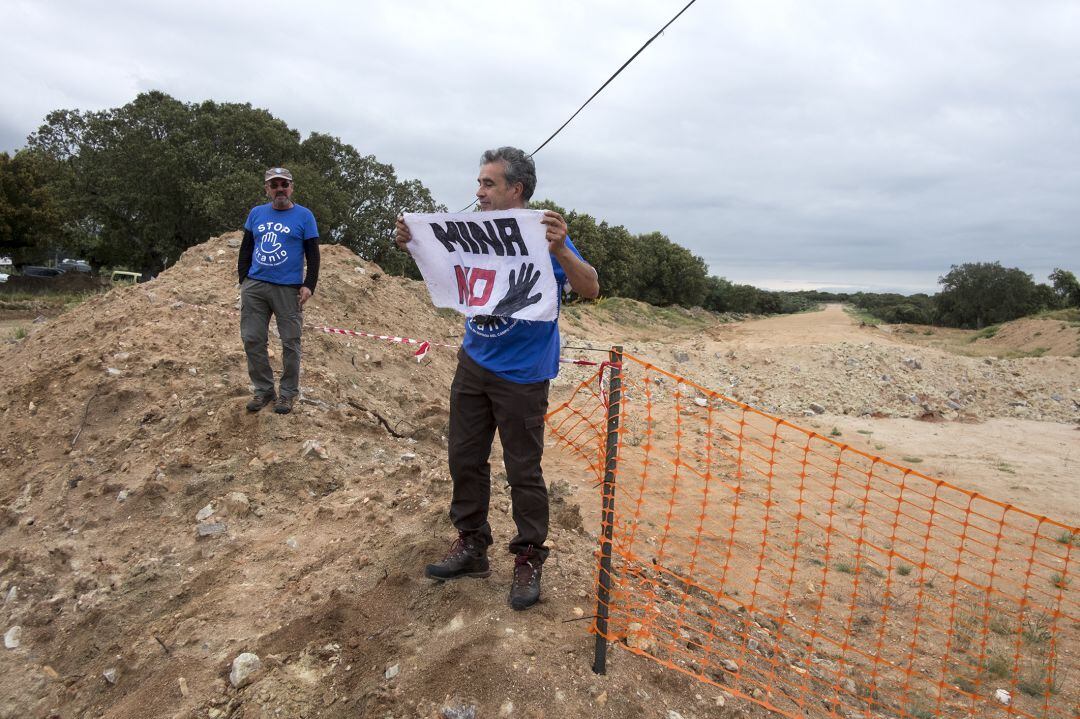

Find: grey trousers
240;278;302;399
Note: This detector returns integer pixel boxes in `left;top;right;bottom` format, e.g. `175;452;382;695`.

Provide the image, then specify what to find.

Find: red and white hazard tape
311;323;603;366
309;325;453;362
167;298;603;366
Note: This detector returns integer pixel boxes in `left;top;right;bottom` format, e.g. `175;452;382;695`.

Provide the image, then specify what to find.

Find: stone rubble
229;652;262;688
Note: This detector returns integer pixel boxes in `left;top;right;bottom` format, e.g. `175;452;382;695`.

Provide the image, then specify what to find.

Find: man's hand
298;286;312;307
395;215;412;250
491;263;543;317
540;209;600;299
541;210;569;253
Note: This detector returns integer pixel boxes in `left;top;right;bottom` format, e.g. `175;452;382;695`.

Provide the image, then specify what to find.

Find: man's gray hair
481;147;536;201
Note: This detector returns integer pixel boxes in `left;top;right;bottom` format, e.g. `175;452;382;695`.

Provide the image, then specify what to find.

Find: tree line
2;92;1075;327
1;91;795;314
848;263;1079;328
2;91;442;276
532;200;811;313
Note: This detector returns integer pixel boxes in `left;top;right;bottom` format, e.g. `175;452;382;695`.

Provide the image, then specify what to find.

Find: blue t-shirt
243;203;319;286
462;237;585;384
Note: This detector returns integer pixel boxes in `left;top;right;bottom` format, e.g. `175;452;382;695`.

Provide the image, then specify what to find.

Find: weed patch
969;325;1001;341
843;306;881;326
1056;531;1079;546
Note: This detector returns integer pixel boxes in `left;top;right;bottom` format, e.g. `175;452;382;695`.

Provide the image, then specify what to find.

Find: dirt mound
560;297;740;345
2;247;1076;718
563;305;1080;425
883;315;1080;359
0;234;765;719
969;316;1080;357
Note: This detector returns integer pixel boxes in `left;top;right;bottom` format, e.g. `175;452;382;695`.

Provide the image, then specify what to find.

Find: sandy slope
0;239;1076;719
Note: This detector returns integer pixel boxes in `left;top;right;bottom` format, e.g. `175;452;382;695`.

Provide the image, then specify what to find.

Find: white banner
403;209;558;321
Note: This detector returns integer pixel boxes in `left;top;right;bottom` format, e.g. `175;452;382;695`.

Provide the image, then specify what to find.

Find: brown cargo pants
448;349;550;562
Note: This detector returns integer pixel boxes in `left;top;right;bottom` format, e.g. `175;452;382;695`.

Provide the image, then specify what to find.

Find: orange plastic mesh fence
546;352;1078;719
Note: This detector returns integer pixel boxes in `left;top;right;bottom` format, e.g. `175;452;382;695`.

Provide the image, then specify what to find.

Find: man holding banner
395;147;598;610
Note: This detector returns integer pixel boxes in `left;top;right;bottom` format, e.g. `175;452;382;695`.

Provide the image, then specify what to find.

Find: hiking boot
509;551;543;610
273;395;296;414
425;536;490;581
246;392;275;412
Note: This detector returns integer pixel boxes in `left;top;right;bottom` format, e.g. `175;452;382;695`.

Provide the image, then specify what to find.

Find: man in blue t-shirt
395;147;599;610
238;167;320;415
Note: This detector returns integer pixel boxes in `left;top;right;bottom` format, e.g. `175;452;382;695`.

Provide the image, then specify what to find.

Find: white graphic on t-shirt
468;315;517;338
254;221;292;266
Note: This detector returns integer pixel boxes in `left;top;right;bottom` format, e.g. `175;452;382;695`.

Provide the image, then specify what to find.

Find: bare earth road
709;302;883;348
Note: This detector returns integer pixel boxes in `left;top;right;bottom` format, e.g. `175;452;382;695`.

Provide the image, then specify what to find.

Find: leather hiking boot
509;552;543;610
425;536;490;581
246;393;275;412
273;395;296;414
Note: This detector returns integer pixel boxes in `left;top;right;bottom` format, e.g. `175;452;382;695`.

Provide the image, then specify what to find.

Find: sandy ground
711;304;877;348
549;305;1078;719
555;304;1078;524
0;238;1076;719
798;416;1079;523
698;306;1078;523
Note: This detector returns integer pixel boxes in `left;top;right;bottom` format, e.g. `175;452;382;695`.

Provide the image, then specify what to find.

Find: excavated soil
0;234;1076;719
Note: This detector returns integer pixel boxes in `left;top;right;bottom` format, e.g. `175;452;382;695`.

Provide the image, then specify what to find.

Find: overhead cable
528;0;699;158
457;0;699;211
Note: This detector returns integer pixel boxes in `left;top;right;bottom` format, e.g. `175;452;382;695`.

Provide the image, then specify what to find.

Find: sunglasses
268;179;291;189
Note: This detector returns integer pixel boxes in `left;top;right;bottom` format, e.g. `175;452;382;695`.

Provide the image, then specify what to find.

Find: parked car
58;258;92;273
22;266;65;278
111;270;141;284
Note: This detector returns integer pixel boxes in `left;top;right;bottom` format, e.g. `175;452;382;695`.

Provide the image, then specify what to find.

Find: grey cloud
3;0;1078;292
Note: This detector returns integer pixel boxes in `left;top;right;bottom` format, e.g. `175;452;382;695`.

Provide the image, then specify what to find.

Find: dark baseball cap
264;167;293;182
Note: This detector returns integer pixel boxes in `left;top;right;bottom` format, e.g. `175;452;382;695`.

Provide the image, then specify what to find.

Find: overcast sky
4;0;1078;293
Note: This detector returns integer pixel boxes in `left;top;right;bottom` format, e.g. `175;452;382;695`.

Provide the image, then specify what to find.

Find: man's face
476;161;524;211
265;178;294;209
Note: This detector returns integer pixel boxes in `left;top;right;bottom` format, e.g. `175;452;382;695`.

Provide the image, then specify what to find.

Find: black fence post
593;345;623;675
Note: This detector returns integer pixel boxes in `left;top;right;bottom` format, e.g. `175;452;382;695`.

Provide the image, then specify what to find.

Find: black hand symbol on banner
492;262;543;317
